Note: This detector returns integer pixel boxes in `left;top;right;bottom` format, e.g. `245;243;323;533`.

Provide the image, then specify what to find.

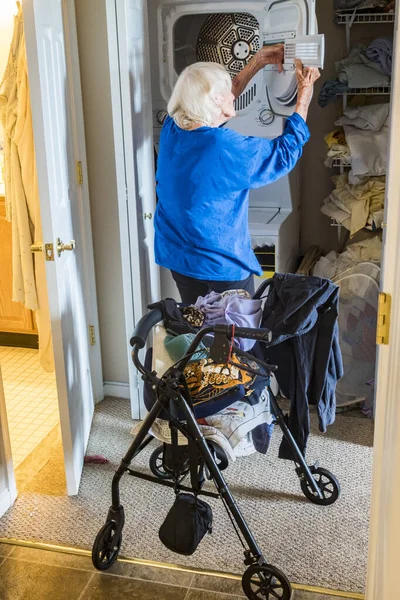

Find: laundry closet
140;0;393;419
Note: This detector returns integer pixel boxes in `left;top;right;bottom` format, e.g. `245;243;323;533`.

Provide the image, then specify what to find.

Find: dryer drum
196;13;260;78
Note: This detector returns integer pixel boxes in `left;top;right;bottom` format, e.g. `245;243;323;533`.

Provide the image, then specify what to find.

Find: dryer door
263;0;316;116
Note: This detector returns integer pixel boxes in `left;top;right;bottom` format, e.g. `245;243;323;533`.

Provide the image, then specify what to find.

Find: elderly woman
154;45;320;303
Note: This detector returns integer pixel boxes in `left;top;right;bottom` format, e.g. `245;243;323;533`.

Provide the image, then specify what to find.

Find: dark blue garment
259;274;344;459
252;422;275;454
155;114;310;281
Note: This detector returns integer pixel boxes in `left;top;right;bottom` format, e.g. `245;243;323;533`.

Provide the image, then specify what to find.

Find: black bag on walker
159;493;213;555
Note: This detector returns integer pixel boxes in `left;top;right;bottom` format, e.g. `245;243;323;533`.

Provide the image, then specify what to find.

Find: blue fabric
155;114;310;281
259;274;344;459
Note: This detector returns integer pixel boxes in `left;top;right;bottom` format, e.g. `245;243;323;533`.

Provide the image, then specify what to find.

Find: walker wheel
149;446;173;480
300;467;340;506
242;563;292;600
92;521;122;570
149;445;190;480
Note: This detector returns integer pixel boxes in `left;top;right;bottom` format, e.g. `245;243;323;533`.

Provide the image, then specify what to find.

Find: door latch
30;243;55;261
57;238;76;257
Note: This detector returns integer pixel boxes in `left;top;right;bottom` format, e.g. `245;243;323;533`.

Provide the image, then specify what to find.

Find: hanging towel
366;37;393;77
0;5;54;371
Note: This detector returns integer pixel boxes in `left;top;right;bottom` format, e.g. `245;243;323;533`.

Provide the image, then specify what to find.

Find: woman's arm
293;59;320;122
231;44;284;99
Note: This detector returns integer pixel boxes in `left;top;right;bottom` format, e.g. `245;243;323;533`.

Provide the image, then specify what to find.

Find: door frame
0;0;104;498
62;0;104;405
0;369;17;517
104;0;160;419
365;8;400;600
104;0;141;416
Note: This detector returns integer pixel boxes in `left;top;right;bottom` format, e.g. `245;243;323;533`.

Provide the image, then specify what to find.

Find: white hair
168;62;232;129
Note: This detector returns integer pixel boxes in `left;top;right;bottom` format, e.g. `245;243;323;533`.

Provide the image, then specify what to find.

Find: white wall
74;0;129;385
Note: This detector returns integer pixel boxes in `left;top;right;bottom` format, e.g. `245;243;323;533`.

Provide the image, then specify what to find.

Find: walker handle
130;308;163;349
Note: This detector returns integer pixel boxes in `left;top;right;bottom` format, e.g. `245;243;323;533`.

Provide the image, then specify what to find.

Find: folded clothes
335;0;391;9
334;104;389;183
321;173;386;236
344;123;388;183
366;37;393;77
324;128;351;167
146;418;238;464
336;46;390;88
335;103;389;132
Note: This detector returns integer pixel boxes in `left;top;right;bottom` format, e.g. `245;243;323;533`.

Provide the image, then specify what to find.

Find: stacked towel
366;37;393;76
335;104;389;183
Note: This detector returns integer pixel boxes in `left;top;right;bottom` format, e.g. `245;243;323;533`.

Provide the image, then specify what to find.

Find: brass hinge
89;325;96;346
76;161;83;185
376;292;391;345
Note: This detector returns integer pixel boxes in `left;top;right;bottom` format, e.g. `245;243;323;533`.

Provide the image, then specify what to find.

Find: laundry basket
334;262;380;409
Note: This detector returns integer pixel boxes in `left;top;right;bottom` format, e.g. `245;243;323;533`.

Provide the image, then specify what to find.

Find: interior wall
74;0;129;385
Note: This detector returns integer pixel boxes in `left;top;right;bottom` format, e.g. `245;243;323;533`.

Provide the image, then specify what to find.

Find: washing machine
147;0;317;293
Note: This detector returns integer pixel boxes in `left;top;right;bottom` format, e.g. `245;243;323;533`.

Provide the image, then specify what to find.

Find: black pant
171;270;255;304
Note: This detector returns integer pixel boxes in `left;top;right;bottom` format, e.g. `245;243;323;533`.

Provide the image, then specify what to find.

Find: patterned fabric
182;306;205;328
183;354;258;404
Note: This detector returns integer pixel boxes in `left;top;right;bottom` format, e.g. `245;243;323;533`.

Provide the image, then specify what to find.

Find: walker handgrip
234;327;272;343
130;309;163;348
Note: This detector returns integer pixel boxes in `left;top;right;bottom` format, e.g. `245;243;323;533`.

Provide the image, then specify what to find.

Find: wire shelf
335;11;396;25
339;86;391;95
331;158;351;168
330;219;342;228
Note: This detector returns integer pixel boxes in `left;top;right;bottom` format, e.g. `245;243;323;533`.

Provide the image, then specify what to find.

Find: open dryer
148;0;318;286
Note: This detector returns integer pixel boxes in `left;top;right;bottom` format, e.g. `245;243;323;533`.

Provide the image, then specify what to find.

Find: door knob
57;238;76;257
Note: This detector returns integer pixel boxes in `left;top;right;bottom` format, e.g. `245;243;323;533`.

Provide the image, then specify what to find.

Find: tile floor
0;543;356;600
0;346;59;467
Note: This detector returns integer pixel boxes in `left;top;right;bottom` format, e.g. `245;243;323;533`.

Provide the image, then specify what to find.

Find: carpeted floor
0;397;374;594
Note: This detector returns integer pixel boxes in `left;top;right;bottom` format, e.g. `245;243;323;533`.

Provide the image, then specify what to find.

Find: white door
23;0;102;495
0;368;17;518
105;0;160;418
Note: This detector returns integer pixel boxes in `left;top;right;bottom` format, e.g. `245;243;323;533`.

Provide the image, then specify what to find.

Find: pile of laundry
145;289;275;463
321;172;385;235
318;38;393;107
312;235;382;281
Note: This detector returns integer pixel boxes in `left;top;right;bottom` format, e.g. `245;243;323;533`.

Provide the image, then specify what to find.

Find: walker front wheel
242;563;292;600
92;521;122;570
300;467;340;506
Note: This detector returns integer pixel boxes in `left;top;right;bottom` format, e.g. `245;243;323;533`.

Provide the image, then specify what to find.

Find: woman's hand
259;44;284;73
294;58;320;91
294;59;320;122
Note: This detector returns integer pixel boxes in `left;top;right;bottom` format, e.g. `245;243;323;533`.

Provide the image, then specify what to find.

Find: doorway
0;1;65;496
